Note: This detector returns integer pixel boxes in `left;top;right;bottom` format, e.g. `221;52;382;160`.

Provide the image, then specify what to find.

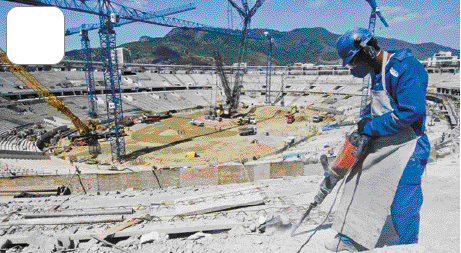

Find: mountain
65;27;460;66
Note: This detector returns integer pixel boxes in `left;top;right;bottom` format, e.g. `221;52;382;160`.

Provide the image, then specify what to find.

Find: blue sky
0;0;459;55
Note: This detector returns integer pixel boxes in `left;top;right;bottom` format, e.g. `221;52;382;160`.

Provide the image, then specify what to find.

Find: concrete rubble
0;116;458;253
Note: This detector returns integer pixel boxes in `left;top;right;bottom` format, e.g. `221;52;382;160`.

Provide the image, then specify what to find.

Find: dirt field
61;106;335;167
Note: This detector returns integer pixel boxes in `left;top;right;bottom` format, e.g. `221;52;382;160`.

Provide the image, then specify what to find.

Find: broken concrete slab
0;215;125;226
187;231;212;240
23;231;59;253
116;236;140;248
6;223;251;244
140;231;168;244
228;225;248;237
174;193;265;216
173;185;262;204
20;208;133;219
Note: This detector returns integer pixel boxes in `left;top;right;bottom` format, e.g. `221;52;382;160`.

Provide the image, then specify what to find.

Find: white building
115;47;132;64
232;62;248;68
422;51;460;67
292;62;315;69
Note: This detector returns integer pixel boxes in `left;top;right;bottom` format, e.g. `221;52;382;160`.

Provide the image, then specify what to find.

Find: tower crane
0;48;100;155
227;0;265;110
213;51;232;106
264;31;273;105
6;0;264;162
65;4;196;119
359;0;389;117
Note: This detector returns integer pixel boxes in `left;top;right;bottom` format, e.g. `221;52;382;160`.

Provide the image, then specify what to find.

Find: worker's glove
357;118;372;135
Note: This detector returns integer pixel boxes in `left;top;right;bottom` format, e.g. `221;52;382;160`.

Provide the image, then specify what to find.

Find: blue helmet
337;28;374;66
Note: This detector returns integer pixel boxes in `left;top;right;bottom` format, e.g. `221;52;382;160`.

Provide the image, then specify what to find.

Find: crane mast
213;51;233;105
98;2;125;162
360;0;389;117
80;29;98;119
264;31;273;105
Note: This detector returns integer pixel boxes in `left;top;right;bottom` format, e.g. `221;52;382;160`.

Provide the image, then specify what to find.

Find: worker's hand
357;118;372;135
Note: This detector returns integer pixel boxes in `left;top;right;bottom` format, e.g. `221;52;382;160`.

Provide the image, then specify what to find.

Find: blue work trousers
390;157;427;244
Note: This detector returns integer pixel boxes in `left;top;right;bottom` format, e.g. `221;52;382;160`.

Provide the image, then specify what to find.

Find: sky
0;0;459;56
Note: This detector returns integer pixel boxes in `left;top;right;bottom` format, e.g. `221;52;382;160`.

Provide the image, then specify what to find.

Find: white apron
331;52;419;249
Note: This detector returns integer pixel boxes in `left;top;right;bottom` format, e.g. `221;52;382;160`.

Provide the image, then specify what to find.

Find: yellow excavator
0;48;101;155
286;106;299;124
286;106;299;116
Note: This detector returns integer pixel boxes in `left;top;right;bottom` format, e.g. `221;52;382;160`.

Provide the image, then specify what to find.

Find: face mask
350;64;374;78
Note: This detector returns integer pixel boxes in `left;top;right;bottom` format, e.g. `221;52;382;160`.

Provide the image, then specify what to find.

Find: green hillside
65;27;460;66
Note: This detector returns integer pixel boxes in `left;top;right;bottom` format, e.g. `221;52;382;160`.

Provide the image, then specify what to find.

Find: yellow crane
0;48;100;154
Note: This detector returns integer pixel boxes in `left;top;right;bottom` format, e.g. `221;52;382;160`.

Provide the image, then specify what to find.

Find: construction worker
325;28;430;252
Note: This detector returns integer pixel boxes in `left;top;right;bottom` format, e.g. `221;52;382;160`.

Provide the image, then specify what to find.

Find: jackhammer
291;131;371;236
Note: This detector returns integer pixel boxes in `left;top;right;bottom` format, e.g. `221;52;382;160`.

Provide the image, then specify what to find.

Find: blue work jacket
363;49;430;159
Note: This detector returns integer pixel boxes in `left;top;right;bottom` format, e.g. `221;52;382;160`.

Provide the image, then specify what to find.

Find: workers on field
325;28;430;252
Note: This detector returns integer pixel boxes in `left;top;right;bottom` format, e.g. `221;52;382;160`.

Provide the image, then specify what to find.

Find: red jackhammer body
291;131;371;236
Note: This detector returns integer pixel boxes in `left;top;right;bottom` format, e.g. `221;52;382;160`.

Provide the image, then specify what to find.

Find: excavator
0;48;102;155
285;106;299;124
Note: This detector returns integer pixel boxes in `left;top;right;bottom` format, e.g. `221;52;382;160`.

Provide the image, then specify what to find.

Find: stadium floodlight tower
359;0;389;117
264;31;273;105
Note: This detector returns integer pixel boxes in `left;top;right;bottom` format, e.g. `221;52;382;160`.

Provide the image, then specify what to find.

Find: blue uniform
360;49;430;244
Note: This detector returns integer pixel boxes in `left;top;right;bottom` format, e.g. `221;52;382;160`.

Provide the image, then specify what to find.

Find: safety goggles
348;50;367;67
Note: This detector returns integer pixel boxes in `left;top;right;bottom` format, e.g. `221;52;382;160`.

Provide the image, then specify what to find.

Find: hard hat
337;28;374;66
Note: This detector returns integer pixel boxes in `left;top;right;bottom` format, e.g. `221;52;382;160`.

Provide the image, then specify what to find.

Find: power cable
296;176;346;253
336;171;362;252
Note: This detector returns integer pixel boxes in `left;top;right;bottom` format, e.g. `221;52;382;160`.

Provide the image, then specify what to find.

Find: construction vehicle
236;118;247;126
239;117;257;125
287;115;295;124
124;116;135;127
238;126;257;136
185;151;198;158
248;117;257;125
0;48;101;155
138;112;171;124
312;115;324;123
284;136;296;146
189;119;204;127
139;113;161;124
286;106;298;124
241;102;249;108
285;106;299;116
